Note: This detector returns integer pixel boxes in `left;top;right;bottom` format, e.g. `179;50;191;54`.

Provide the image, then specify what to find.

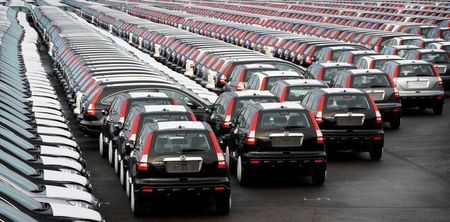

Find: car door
232;110;249;153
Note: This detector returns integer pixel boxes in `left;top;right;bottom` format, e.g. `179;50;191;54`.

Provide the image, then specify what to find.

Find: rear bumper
400;95;444;108
322;130;384;151
134;177;230;199
241;151;327;172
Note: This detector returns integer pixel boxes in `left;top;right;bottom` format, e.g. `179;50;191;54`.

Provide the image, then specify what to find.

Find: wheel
126;170;131;198
433;103;443;115
369;147;383;161
99;133;106;158
311;169;326;186
108;141;114;166
114;150;119;174
236;156;250;186
389;117;400;129
119;160;125;187
130;183;145;216
216;195;231;215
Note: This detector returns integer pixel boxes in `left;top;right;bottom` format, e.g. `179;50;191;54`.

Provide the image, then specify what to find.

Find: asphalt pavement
39;40;450;222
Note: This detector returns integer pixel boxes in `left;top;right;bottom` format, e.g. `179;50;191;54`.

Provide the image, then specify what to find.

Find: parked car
380;60;445;114
302;88;384;160
127;121;230;215
226;102;326;185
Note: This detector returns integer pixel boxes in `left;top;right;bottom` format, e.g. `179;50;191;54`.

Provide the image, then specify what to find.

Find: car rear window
244;68;278;82
266;76;301;89
287;86;327;101
421;52;450;63
154;132;211;154
331;50;346;61
399;64;435;77
258;111;311;131
234;97;277;116
324;94;370;113
323;68;350;81
398;49;414;58
352;74;391;88
373;60;395;69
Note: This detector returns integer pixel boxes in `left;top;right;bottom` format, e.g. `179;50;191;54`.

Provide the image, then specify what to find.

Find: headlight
68;200;93;209
64;184;87;192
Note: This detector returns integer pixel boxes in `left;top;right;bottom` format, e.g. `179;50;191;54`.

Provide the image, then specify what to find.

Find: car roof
257;71;301;77
142;105;189;113
343;50;378;55
415;49;447;53
389;60;430;65
389;45;421;49
156;121;206;131
256;102;305;110
240;64;277;69
363;55;403;60
280;79;326;86
320;88;364;94
231;90;275;97
127;92;169;99
347;69;385;75
318;62;356;68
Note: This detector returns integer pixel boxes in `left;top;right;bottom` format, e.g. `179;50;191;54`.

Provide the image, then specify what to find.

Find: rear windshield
331;50;347;61
258;111;311;131
323;68;350;81
352;74;391;88
234;97;277;116
398;49;415;58
324;94;371;113
373;60;395;70
142;113;192;125
244;68;278;82
421;53;450;63
402;39;416;45
399;64;435;77
287;86;327;101
153;131;211;154
266;76;300;89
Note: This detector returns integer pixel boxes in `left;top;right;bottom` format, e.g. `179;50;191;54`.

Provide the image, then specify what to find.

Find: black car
99;91;175;164
330;69;402;129
127;121;230;216
208;90;279;147
302;88;384;160
227;102;326;186
117;105;197;186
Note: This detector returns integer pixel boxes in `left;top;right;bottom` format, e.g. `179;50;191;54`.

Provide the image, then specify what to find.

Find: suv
99;92;175;161
330;69;402;129
302;88;384;160
226;102;326;186
207;90;278;147
271;79;328;102
223;64;279;92
127;121;230;216
245;71;303;90
381;60;445;114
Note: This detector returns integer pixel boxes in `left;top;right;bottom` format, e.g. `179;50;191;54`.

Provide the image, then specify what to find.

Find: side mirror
101;109;109;116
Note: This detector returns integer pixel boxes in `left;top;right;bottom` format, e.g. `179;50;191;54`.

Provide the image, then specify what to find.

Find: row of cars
0;5;105;222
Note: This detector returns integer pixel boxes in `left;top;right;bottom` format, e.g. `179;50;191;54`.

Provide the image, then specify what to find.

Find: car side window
310;94;321;112
229;66;242;82
246;76;255;89
159;89;203;108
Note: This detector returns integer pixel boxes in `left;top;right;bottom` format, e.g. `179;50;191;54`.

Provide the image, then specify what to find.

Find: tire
390;117;400;129
108;141;114;166
99;133;106;158
311;169;326;186
126;170;131;198
114;149;119;174
216;195;231;215
369;147;383;161
433;103;443;115
130;183;145;216
236;156;250;186
119;160;125;187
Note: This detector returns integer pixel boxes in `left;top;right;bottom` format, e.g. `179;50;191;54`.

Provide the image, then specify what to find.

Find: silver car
381;60;445;114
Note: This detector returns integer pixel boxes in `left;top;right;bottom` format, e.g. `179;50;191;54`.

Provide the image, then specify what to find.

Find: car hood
49;203;102;222
40;145;80;160
41;156;83;171
44;185;95;203
43;170;88;186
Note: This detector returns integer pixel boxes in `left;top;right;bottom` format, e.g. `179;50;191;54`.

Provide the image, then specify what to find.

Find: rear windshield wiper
415;74;432;76
347;107;368;110
180;148;206;153
370;85;388;88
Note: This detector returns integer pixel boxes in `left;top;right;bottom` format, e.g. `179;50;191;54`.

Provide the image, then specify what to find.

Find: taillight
189;113;197;121
432;66;444;88
244;111;259;145
86;89;103;117
394;88;400;101
280;87;288;102
236;82;245;91
309;112;324;145
317;68;324;80
316;96;325;125
220;74;227;85
118;100;129;123
138;132;153;172
260;78;268;90
171;98;177;105
210;132;227;169
369;96;382;125
129;115;141;141
346;76;353;88
223;99;235;128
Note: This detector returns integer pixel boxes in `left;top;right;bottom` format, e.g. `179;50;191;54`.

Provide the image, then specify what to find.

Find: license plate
270;136;303;147
335;113;365;126
407;81;428;89
369;91;385;101
164;157;202;173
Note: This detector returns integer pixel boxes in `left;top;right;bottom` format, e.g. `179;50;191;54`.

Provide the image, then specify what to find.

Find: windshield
0;164;40;192
421;53;450;63
287;86;327;101
0;126;33;149
234;97;277;116
0;150;37;176
352;74;391;88
0;201;38;222
399;64;435;77
0;138;35;161
0;182;43;211
266;76;301;90
153;132;211;154
323;68;350;81
258;111;311;131
324;94;370;113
